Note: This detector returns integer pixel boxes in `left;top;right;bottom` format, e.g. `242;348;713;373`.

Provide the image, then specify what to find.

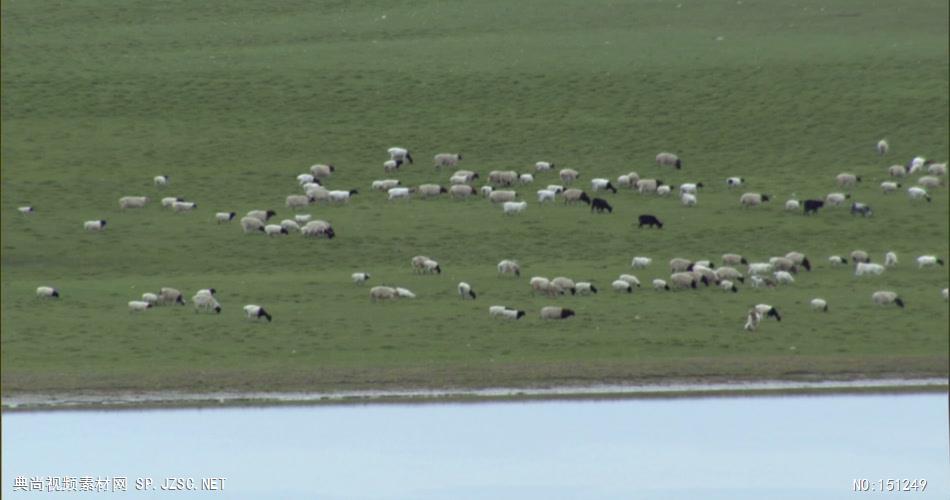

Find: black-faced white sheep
264;224;289;236
192;292;221;313
36;286;60;298
836;173;861;188
310;164;336;178
726;177;744;187
656;152;682;169
551;277;577;295
159;287;186;306
450;185;477;198
811;298;828;312
559;169;580;184
18;206;34;214
888;165;907;177
489;305;526;319
575;282;598;295
246;210;277;222
240;217;265;234
591;178;617;193
917;255;944;268
880;181;901;193
286;194;313;210
562;189;591;205
154;175;169;186
497;260;521;277
612;279;633;293
652;279;670;291
907;186;931;202
871;291;904;308
877;139;888;155
754;304;782;321
352;272;371;284
215;212;236;223
458;282;476;299
83;220;107;231
721;254;748;266
917;176;942;189
434;153;462;168
388;148;413;166
489;190;518;204
119;196;149;209
540;306;575;320
535;161;554;172
740;193;770;207
301;220;335;239
244;305;272;322
850;250;870;263
128;300;152;312
825;193;850;207
785;252;812;271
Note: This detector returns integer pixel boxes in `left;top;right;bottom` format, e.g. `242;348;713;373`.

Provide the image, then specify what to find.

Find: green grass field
2;0;948;394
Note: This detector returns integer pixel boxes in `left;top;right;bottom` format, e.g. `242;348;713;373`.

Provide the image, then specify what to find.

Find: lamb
825;193;850;207
535;161;554;172
418;184;447;198
754;304;782;321
871;291;904;308
638;214;663;229
352;272;371;284
884;251;898;267
286;194;313;210
83;220;107;231
855;263;885;276
681;193;697;207
141;292;158;305
154;175;169;186
540;306;576;320
726;176;744;187
387;148;413;166
301;220;335;239
785;252;812;271
537;189;557;203
888;165;907;177
591;198;613;213
740;193;770;207
652;279;670;291
636;179;662;194
246;210;277;222
810;298;828;312
670;272;699;289
551;277;577;295
395;287;416;299
388;187;411;201
631;257;652;269
434;153;462;169
264;224;289;236
480;186;494;197
240;217;265;234
618;274;641;288
561;189;591;205
128;300;152;312
497;260;521;277
215;212;236;223
850;202;872;217
656;152;682;169
669;258;692;273
546;185;564;194
880;181;901;193
159;287;186;306
489;190;518;204
575;282;598;295
119;196;149;209
917;255;944;268
458;282;476;299
927;163;947;176
803;199;824;215
850;250;870;263
489;306;526;319
18;206;34;214
612;279;634;293
519;173;534;184
383;160;399;172
744;309;761;331
329;189;359;203
784;199;800;211
370;286;398;301
876;139;888;155
192;292;222;313
656;185;672;197
917;176;942;189
280;219;300;233
309;164;335;178
242;305;272;322
559;169;580;184
373;179;401;191
450;185;477;198
774;271;795;284
721;254;749;266
828;255;848;266
907;186;931;202
719;280;738;293
36;286;60;298
836;173;861;188
591;178;617;193
503;201;527;215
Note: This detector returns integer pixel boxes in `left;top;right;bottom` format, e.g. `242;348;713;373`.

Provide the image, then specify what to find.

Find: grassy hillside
2;0;948;393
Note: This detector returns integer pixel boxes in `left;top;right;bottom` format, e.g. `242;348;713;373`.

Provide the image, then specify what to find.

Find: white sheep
828;255;848;266
719;280;738;293
489;305;526;319
670;272;699;289
876;139;888;155
453;170;479;182
159;287;186;306
907;186;931;202
652;279;670;291
537;189;556;203
458;282;476;299
726;176;744;187
748;262;773;275
246;210;277;222
264;224;289;236
395;287;416;299
36;286;60;298
519;173;535;184
142;292;158;305
656;152;681;169
422;259;442;274
855;263;885;276
383;160;399;172
119;196;149;209
192;292;221;313
656;185;671;197
370;286;397;301
351;272;370;284
294;214;312;224
387;147;413;166
449;175;468;185
681;192;697;207
591;178;617;193
243;305;272;322
562;188;591;205
871;291;904;308
215;212;236;223
575;282;598;295
810;298;828;312
240;216;265;234
489;190;517;204
850;250;870;263
417;184;447;198
880;181;901;194
286;194;313;210
909;156;926;174
297;173;316;185
480;185;494;197
559;169;580;184
503;201;527;215
836;173;861;188
497;260;521;277
917;176;942;189
884;252;898;267
917;255;944;268
535;161;554;172
161;197;183;208
128;300;152;312
449;185;476;198
927;163;947;176
740;192;770;207
310;164;335;178
631;257;652;269
888;165;907;177
669;258;692;273
388;187;411;201
277;220;299;233
154;175;169;186
434;153;462;168
785;199;800;211
540;306;576;320
612;279;633;293
530;277;554;295
618;274;641;288
721;254;748;266
373;179;401;191
301;220;335;238
825;192;850;207
83;220;107;231
942;288;948;301
329;189;359;203
715;267;744;283
774;271;795;284
550;277;577;295
546;185;564;194
755;304;782;321
17;206;34;214
744;309;761;331
488;170;518;186
172;201;196;212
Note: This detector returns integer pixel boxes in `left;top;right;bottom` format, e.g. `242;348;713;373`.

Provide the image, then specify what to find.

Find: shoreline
3;377;947;412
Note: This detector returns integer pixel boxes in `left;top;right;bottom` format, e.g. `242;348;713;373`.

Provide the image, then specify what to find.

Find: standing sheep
450;185;477;199
158;287;186;306
836;173;861;188
352;272;371;284
631;257;652;269
740;193;770;207
489;306;526;319
36;286;60;298
215;212;236;223
559;169;580;184
562;189;591;205
825;193;850;207
637;214;663;229
310;164;336;178
119;196;149;209
884;251;898;267
612;280;633;293
244;305;273;322
434;153;462;169
916;255;944;268
246;210;277;222
871;291;904;308
888;165;907;178
497;260;521;277
917;176;942;189
721;254;749;266
387;147;413;166
591;179;617;193
301;220;335;239
286;194;313;210
154;175;169;186
418;184;447;198
535;161;554;172
240;217;265;234
458;282;476;299
876;139;888;155
880;181;901;193
192;292;222;314
128;301;152;312
656;152;682;169
540;306;575;320
810;298;829;312
502;201;528;215
83;220;107;231
652;279;670;291
489;190;518;204
907;187;931;202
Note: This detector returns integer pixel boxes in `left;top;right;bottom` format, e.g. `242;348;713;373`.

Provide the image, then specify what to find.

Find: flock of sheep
23;140;949;330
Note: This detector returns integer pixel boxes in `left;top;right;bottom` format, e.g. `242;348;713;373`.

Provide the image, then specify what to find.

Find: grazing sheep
383;160;399;172
370;286;398;301
294;214;312;224
828;255;848;266
908;157;926;174
876;139;888;155
836;173;861;188
591;198;613;213
519;173;534;184
617;172;640;189
194;288;217;298
551;277;577;295
535;161;554;171
36;286;60;298
119;196;149;209
240;216;265;234
158;287;186;306
215;212;236;223
453;170;479;181
612;279;633;293
546;185;564;194
927;163;946;176
917;255;944;268
286;194;313;210
434;153;462;168
246;210;277;222
264;224;289;236
754;304;782;321
810;298;828;312
280;219;300;233
243;305;272;322
540;306;576;320
301;220;335;239
721;254;749;266
691;265;718;285
562;188;591;205
497;260;521;277
352;272;371;284
141;292;158;305
303;186;327;200
388;187;411;201
417;184;447;198
422;259;443;274
850;250;870;263
395;287;416;299
917;176;942;189
715;266;745;283
481;185;494;197
884;251;898;267
458;282;476;299
803;199;824;215
784;199;800;211
297;173;317;185
652;279;670;291
880;181;901;193
850;202;872;217
693;260;715;269
769;257;797;273
575;282;598;295
670;272;699;289
373;179;402;191
537;189;557;203
748;262;773;275
744;309;761;331
719;280;738;293
489;305;526;319
670;258;692;273
410;256;431;273
503;201;528;215
591;178;617;193
387;148;413;166
559;169;580;184
172;201;196;212
618;274;641;288
530;277;554;295
855;262;885;276
888;165;907;178
154;175;169;186
726;176;744;187
18;206;34;214
636;179;662;194
83;220;107;231
632;257;652;269
638;214;663;229
656;185;672;197
785;252;812;271
825;193;850;207
450;185;477;198
488;170;519;186
489;190;518;204
907;186;931;202
192;292;222;314
329;189;359;203
656;152;682;169
871;291;904;308
740;193;770;207
681;193;697;207
128;300;152;312
774;271;795;284
310;164;335;178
